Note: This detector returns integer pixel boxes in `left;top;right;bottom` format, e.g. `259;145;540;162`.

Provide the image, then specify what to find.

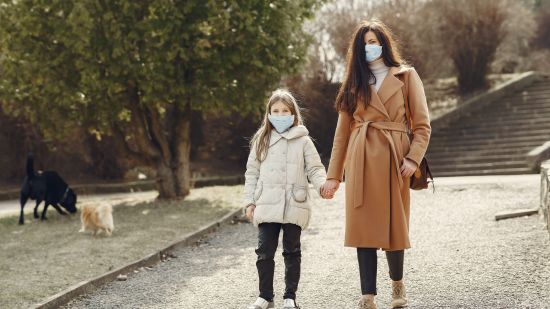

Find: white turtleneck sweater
369;57;389;92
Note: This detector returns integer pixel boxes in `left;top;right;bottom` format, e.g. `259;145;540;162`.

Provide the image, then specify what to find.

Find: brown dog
79;203;114;236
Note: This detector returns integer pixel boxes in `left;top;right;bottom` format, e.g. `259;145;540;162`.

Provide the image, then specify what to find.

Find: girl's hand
321;179;340;199
400;158;417;178
245;204;256;221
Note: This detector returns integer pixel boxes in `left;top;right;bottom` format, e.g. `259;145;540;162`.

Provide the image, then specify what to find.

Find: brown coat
327;66;431;250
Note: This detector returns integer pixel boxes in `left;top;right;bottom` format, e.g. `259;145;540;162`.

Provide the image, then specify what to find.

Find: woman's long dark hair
335;19;404;114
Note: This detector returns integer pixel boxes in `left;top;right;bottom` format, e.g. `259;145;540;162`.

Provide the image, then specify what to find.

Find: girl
244;89;327;309
321;20;431;309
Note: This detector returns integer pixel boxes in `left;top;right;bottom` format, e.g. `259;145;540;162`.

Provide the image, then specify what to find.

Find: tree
0;0;322;199
430;0;507;94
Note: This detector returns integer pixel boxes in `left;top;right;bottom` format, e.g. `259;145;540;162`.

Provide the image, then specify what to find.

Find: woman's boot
358;295;377;309
390;280;408;308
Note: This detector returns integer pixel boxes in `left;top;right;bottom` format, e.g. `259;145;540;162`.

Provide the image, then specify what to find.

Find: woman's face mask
365;44;383;62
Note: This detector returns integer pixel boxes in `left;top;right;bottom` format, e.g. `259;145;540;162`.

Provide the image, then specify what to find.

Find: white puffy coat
243;125;327;229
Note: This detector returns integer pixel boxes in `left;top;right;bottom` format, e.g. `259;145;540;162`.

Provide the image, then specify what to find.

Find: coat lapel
377;66;406;105
366;66;408;119
368;88;390;119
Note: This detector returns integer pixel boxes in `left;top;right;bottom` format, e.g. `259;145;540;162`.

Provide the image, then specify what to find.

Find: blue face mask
365;44;383;62
268;114;295;133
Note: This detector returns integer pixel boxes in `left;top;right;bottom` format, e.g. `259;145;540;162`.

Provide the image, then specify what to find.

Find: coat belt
349;120;408;208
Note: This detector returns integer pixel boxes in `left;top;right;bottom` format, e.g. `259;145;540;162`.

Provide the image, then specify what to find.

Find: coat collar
368;66;408;119
269;125;309;146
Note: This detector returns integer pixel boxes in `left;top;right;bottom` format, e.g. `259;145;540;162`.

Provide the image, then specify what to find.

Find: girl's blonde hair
250;89;303;162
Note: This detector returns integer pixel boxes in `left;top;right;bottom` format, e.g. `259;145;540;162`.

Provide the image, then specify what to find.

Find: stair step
428;135;550;149
518;86;550;92
499;97;550;104
506;92;550;99
428;143;545;154
499;95;550;101
478;112;550;120
434;128;550;139
431;160;527;169
432;167;534;177
435;118;550;133
427;146;537;159
462;112;550;122
430;129;550;142
439;118;550;130
482;105;550;113
478;104;550;113
428;152;532;163
431;160;528;172
521;85;550;91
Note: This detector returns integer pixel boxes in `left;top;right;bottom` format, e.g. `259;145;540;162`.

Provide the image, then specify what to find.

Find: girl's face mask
268;114;295;133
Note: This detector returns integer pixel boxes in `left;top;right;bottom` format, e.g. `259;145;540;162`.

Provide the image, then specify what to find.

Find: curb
32;207;244;309
0;175;244;201
0;181;156;201
541;160;550;237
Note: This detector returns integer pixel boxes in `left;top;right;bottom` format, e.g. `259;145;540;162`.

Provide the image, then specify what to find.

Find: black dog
19;154;77;225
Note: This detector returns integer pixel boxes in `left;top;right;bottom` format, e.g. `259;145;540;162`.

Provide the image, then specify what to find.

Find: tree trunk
156;159;179;198
155;104;191;199
120;82;192;200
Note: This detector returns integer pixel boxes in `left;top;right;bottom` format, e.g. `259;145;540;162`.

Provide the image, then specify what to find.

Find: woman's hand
400;158;417;178
321;179;340;199
245;204;256;221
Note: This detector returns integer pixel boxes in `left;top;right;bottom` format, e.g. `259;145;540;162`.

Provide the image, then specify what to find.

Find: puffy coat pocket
290;184;310;210
291;184;308;202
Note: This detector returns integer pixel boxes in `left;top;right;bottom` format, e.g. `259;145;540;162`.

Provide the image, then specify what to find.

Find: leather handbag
410;157;433;190
400;73;434;191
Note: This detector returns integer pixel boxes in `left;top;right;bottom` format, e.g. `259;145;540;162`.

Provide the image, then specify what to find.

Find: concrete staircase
426;73;550;176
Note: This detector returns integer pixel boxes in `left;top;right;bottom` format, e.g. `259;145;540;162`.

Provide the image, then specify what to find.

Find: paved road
65;175;550;308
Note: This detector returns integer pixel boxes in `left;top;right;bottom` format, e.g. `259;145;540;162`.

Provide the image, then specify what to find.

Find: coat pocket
253;181;263;202
290;184;310;209
291;184;308;202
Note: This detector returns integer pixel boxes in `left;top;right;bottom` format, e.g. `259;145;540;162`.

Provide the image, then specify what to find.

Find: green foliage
0;0;323;139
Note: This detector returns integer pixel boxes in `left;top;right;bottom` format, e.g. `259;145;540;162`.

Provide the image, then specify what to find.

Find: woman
320;20;431;309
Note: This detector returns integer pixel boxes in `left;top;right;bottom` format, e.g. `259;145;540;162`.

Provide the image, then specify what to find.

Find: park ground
60;175;550;309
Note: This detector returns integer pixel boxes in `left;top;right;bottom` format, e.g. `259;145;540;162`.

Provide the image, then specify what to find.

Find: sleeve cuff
405;154;421;167
326;170;343;182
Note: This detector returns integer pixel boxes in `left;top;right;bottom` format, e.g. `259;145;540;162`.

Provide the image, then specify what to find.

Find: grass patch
0;185;243;308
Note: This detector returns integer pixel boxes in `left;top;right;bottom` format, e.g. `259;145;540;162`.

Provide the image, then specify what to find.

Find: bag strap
400;70;435;193
399;72;413;134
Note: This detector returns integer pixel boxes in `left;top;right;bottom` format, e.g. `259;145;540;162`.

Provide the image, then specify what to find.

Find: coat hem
344;243;411;251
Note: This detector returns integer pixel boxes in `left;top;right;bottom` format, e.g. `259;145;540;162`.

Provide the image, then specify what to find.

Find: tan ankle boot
391;280;408;308
358;296;377;309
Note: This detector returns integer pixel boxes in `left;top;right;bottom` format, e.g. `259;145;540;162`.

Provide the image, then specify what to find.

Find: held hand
245;204;256;221
320;179;340;199
400;158;417;178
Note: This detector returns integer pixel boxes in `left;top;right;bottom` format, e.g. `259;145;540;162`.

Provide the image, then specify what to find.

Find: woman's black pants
357;248;404;295
256;223;302;301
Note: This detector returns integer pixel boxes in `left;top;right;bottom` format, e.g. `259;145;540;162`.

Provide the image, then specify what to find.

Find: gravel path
65;175;550;308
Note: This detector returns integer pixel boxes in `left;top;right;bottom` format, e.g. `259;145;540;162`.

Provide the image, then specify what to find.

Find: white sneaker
282;298;300;309
247;297;274;309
